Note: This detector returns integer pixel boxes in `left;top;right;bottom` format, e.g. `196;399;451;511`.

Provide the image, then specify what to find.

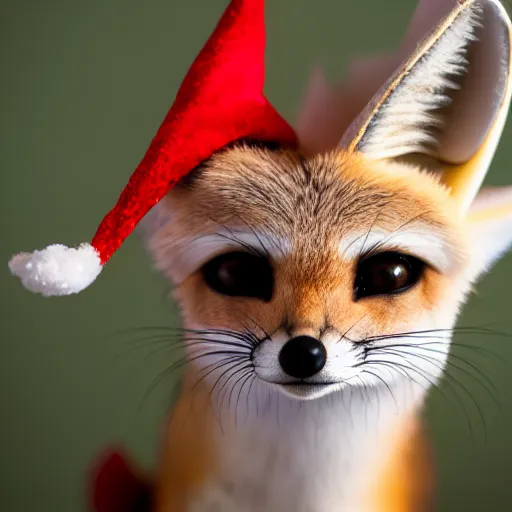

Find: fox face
145;143;491;402
142;0;512;406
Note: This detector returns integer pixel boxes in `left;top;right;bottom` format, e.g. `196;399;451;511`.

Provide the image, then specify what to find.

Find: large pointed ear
466;186;512;279
296;0;485;155
340;0;512;214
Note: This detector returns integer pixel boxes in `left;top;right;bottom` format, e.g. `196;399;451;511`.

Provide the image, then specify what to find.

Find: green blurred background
1;0;511;510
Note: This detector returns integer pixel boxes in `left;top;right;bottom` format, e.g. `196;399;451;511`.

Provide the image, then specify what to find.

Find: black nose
278;336;327;379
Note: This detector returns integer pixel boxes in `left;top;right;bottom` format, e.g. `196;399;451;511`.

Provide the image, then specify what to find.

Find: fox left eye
201;251;274;302
354;251;426;300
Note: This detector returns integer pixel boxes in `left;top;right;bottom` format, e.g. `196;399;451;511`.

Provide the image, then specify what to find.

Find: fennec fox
142;1;512;511
8;0;512;511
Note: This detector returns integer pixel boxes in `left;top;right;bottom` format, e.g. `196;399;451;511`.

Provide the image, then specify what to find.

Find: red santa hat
8;0;297;297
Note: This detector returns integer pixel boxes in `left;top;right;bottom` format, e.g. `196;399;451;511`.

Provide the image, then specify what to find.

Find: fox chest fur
155;374;431;512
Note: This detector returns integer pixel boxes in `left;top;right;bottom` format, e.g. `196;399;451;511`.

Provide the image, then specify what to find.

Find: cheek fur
350;267;463;336
176;274;285;333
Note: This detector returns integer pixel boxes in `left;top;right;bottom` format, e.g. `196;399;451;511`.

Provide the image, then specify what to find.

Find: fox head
142;0;512;405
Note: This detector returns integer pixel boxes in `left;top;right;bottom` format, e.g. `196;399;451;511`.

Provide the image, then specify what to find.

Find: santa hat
8;0;297;297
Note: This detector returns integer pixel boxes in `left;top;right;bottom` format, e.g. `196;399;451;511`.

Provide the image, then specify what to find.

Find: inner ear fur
340;0;512;212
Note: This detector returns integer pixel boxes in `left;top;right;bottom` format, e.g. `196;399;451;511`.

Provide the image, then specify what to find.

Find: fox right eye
201;251;274;302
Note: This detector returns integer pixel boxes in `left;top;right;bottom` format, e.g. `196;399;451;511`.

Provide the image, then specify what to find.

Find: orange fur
154;372;218;512
372;417;434;512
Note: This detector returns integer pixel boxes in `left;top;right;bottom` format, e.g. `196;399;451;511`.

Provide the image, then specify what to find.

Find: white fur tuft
8;243;102;297
343;4;482;160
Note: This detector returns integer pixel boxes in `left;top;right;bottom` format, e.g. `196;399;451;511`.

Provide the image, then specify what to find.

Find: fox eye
354;251;426;300
201;251;274;301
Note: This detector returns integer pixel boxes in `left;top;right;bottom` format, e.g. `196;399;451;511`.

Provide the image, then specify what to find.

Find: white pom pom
8;243;102;297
